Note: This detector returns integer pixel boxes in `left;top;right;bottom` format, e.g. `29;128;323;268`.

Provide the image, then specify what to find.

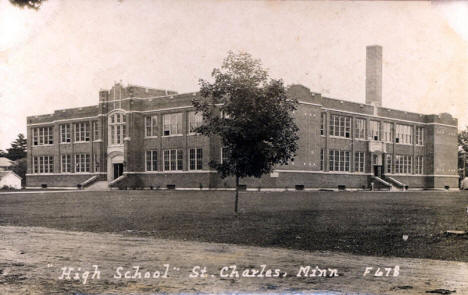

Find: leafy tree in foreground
458;127;468;178
458;126;468;153
193;51;299;213
9;0;45;9
7;133;27;161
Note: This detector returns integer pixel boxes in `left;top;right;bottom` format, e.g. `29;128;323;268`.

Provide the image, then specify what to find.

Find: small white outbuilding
0;171;22;189
0;157;14;171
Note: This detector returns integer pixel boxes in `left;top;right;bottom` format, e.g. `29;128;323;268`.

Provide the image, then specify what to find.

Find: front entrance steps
371;176;407;191
371;176;392;191
384;176;407;190
85;181;110;191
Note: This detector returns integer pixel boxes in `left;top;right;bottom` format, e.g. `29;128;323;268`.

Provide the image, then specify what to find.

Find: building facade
26;46;459;190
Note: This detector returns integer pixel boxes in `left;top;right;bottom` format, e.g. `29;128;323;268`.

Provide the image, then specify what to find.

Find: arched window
109;112;126;145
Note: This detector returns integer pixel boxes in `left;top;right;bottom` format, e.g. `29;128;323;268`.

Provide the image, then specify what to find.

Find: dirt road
0;226;467;294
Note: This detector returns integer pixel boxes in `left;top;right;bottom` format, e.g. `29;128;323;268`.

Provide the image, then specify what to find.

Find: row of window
61;154;94;173
328;150;351;172
320;149;424;174
33;122;100;146
320;114;424;145
146;148;203;171
32;156;54;174
328;115;351;138
33;111;204;146
386;155;423;175
32;148;205;174
145;111;202;137
32;149;424;175
33;112;426;146
32;127;54;145
320;150;365;173
32;154;98;174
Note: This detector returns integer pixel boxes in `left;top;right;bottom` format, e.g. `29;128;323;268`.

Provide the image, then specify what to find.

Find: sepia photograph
0;0;468;294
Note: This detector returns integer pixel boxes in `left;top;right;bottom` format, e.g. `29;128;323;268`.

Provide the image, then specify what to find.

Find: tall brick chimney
365;45;383;107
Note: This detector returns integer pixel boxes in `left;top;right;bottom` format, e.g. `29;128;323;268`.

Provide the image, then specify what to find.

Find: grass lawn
0;190;468;261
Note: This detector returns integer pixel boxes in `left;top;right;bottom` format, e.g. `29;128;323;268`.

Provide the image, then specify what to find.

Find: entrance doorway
374;165;382;177
113;163;123;179
372;153;383;177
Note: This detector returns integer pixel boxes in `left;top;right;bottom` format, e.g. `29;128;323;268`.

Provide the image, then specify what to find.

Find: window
370;120;381;141
49;128;54;145
163;149;183;171
189;148;203;170
221;147;229;164
61;154;72;173
75;154;90;173
416;127;424;145
407;156;412;174
188;111;203;134
386;154;392;174
33;156;54;174
320;149;324;170
354;152;365;173
33;128;37;145
396;124;413;145
146;150;158;171
74;122;90;142
320;113;326;136
33;157;38;173
32;128;37;145
394;155;400;174
394;155;412;174
109;113;126;145
92;121;100;141
145;115;158;137
163;113;183;136
60;124;71;143
33;127;54;145
329;150;350;172
93;154;99;172
329;115;351;138
383;122;393;143
355;118;366;140
415;156;424;174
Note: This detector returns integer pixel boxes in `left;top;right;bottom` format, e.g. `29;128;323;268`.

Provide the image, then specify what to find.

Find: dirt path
0;226;467;294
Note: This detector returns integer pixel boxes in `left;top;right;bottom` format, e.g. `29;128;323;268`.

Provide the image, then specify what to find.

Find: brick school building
26;46;458;190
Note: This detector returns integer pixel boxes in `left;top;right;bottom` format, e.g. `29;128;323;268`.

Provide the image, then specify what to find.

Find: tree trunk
235;175;239;214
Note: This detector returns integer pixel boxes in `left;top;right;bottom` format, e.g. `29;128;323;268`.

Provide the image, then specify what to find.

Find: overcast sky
0;0;467;150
